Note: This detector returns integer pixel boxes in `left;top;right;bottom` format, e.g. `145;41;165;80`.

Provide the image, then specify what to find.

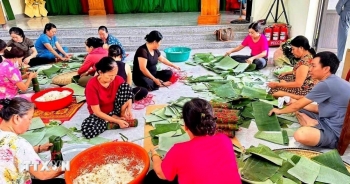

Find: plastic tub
164;47;191;62
65;142;150;184
31;87;73;111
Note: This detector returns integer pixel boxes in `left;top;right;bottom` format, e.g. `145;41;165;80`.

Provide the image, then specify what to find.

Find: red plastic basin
31;87;73;111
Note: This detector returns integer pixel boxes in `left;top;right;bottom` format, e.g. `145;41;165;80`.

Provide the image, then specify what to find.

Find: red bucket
31;87;73;111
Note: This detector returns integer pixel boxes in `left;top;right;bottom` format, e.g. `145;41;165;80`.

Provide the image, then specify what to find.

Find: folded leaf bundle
216;123;238;131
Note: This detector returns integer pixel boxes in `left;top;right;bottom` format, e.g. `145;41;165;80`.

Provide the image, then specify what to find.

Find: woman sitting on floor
268;35;316;98
0;97;65;184
35;23;71;61
82;57;134;139
225;22;268;70
144;98;241;184
109;45;148;101
77;37;108;87
133;30;180;91
0;46;37;100
7;27;38;66
98;26;127;61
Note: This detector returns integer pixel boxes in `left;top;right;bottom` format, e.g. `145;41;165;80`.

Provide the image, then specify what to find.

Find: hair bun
1;98;11;106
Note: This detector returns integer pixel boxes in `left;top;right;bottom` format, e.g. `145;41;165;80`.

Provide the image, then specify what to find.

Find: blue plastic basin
164;47;191;62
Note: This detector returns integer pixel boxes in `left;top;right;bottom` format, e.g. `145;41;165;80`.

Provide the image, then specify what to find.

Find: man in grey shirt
269;51;350;148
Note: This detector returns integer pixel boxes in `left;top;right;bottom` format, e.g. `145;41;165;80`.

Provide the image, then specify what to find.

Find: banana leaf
29;117;45;130
311;150;350;176
246;145;284;166
241;156;280;182
277;114;298;123
149;123;183;137
252;101;281;131
226;75;241;83
241;178;274;184
20;130;47;146
238;118;253;129
42;65;61;78
191;83;208;91
287;157;320;184
211;82;240;99
278;117;295;128
193;53;215;63
76;96;86;103
63;83;85;96
245;64;257;72
230;98;253;109
151;108;168;119
158;133;190;152
282;127;299;137
233;63;250;73
241;104;254;119
241;86;268;99
277;178;298;184
185;61;197;66
145;114;165;123
260;99;279;107
278;161;302;183
254;130;289;145
68;62;82;69
316;164;350;184
213;56;239;71
164;106;177;117
151;120;171;127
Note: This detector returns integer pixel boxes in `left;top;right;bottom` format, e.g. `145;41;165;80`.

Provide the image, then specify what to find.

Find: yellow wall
252;0;320;43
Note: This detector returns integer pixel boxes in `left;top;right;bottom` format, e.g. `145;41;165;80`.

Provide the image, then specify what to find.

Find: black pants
32;178;65;184
133;70;173;91
81;83;133;138
231;55;267;70
28;57;56;67
132;86;148;101
143;170;178;184
246;0;253;22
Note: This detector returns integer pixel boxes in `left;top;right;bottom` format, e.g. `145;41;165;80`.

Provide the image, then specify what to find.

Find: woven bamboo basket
51;71;77;86
273;148;350;171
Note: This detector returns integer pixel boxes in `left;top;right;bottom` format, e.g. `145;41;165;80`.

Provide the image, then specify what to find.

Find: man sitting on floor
269;51;350;149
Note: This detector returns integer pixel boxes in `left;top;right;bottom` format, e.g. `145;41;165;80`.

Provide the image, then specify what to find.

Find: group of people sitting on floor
1;21;350;184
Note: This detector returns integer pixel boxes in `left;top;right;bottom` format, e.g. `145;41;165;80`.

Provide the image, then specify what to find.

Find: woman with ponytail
144;98;241;184
268;35;317;98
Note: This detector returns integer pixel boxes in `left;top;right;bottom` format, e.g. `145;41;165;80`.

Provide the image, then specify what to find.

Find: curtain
2;0;15;20
112;0;200;14
45;0;82;15
104;0;115;14
80;0;89;14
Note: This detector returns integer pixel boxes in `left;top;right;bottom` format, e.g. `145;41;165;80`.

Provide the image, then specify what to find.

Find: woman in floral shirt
0;46;37;100
268;36;317;98
0;97;64;184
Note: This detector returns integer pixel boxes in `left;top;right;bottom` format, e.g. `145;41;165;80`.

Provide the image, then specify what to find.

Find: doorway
315;0;339;53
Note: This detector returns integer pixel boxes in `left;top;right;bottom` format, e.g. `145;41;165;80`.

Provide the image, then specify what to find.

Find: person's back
313;74;350;136
162;133;240;184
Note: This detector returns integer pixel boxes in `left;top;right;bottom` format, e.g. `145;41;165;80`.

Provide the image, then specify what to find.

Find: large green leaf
158;133;190;152
254;131;289;145
20;130;47;146
241;86;268;99
278;161;301;184
311;150;350;176
246;145;284;166
213;56;239;70
211;82;239;99
287;157;320;184
63;83;85;96
241;156;280;182
149;123;183;137
252;101;281;131
233;63;250;73
316;164;350;184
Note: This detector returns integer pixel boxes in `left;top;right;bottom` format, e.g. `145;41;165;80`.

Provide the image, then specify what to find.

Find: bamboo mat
144;105;243;152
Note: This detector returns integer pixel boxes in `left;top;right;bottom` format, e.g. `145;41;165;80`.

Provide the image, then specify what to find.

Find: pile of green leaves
236;144;350;184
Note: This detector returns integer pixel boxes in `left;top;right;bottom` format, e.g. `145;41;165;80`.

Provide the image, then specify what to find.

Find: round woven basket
51;71;77;86
273;148;350;171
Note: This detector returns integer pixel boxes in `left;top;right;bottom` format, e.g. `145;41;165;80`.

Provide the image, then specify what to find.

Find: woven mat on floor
33;98;84;123
144;105;242;152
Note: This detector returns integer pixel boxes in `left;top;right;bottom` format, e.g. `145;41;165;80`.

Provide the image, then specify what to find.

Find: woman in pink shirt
225;22;269;70
145;98;241;184
77;37;108;87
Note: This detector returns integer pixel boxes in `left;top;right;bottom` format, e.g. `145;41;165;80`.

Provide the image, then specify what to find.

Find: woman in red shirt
144;98;241;184
82;57;134;138
77;37;108;87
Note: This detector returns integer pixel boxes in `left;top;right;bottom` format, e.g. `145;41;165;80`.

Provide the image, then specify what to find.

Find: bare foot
163;81;172;86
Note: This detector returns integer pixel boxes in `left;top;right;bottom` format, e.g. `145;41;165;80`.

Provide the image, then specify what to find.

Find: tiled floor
4;12;242;30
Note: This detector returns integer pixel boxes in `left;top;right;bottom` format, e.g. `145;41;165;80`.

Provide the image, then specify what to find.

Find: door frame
313;0;326;49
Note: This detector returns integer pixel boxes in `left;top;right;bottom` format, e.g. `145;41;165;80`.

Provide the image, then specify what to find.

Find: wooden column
88;0;106;15
198;0;220;25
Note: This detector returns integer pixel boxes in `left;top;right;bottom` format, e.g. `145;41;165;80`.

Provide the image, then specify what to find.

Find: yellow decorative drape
24;0;48;18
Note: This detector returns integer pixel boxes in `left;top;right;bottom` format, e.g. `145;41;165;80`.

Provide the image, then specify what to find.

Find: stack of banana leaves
235;144;350;184
20;118;111;146
189;53;257;75
186;72;299;146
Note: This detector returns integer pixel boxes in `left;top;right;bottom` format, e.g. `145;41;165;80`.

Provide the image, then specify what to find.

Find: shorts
299;109;339;149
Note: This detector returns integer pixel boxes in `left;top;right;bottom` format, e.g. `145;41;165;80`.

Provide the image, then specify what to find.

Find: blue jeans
37;47;69;59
